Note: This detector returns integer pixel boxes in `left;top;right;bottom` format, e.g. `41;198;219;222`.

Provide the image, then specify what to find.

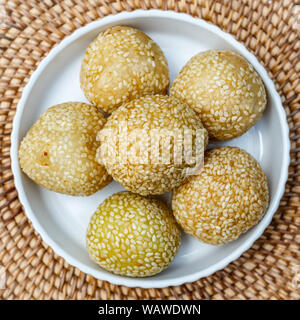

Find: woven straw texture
0;0;299;300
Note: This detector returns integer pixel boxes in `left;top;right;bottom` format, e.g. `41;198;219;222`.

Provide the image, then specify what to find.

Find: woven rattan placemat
0;0;299;300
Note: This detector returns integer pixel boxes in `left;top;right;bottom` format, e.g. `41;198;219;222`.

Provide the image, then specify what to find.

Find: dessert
80;26;170;113
97;95;208;195
170;50;267;140
172;146;269;245
19;102;111;196
86;191;181;277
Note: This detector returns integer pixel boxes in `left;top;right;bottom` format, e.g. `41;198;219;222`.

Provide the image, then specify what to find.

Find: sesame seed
19;102;112;196
80;26;170;114
170;50;267;140
86;191;181;277
97;95;208;195
172;147;269;245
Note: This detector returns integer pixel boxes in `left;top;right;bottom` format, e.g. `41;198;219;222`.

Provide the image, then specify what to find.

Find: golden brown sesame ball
80;26;170;114
19;102;112;196
86;191;181;277
170;50;267;140
97;95;208;195
172;147;269;245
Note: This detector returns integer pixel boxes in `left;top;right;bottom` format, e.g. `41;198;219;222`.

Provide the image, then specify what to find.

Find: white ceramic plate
11;10;290;288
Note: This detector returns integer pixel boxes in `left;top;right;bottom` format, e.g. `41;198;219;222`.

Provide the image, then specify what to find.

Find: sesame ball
19;102;112;196
80;26;170;114
97;95;208;195
86;191;181;277
172;147;269;245
170;50;267;140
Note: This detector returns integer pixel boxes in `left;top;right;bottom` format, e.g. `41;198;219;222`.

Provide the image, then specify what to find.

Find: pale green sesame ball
97;95;208;195
86;191;181;277
172;147;269;245
170;50;267;140
80;26;170;114
19;102;112;196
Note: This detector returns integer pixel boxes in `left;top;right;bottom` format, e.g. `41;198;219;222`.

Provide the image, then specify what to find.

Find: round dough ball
172;147;269;245
86;191;181;277
97;95;208;195
19;102;112;196
170;50;267;140
80;26;170;114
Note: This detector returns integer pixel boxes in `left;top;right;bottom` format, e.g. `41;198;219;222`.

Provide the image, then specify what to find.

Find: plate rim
10;9;290;288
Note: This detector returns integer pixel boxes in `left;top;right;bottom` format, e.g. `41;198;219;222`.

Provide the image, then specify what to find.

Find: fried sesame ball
172;147;269;245
97;95;208;195
170;50;267;140
80;26;170;114
19;102;112;196
86;191;181;277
